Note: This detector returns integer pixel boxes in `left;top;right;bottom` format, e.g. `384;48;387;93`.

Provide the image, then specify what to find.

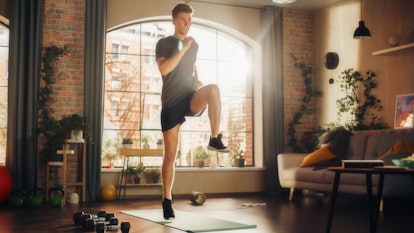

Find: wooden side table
326;167;414;233
45;140;86;204
117;148;163;199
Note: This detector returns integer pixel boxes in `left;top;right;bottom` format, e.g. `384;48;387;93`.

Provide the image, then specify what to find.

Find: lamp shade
353;20;371;39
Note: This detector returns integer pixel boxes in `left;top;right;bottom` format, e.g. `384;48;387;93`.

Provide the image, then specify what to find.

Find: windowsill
175;167;266;172
101;166;266;173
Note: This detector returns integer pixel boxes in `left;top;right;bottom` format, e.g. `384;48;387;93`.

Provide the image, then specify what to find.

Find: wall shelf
372;42;414;56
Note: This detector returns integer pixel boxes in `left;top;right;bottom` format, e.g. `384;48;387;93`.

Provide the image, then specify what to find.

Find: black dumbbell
73;210;112;225
96;221;130;233
82;213;115;229
73;211;84;225
84;216;119;231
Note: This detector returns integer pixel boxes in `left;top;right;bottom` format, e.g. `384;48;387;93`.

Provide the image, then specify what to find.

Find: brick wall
41;0;85;118
282;9;316;152
38;0;85;190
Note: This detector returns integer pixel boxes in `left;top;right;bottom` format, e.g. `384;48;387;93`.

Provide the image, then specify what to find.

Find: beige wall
314;0;414;127
107;0;261;42
102;168;266;196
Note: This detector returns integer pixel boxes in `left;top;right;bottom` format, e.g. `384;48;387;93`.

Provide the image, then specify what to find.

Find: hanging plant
36;45;89;163
335;68;388;130
37;46;70;163
287;55;322;152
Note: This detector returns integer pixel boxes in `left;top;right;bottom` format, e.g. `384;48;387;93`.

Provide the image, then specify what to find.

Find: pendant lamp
353;0;371;39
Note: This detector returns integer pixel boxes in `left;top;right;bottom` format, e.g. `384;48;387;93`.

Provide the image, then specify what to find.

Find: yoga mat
121;209;257;232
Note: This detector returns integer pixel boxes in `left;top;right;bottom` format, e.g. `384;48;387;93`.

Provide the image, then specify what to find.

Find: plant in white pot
122;138;133;148
141;136;150;149
156;138;163;149
59;114;89;142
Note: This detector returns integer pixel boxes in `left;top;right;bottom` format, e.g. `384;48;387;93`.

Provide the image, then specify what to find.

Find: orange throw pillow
378;141;414;160
300;146;336;167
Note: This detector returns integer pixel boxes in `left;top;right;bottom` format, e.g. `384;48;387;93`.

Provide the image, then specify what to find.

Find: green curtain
84;0;107;202
6;0;41;191
261;6;284;195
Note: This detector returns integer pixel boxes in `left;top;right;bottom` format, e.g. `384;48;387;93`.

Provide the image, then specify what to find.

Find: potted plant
40;114;90;162
145;168;161;183
59;114;89;142
141;136;150;149
122;138;133;148
195;146;208;168
127;162;145;184
232;150;245;168
156;138;163;149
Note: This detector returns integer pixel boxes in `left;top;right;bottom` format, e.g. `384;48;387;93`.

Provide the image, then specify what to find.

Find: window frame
0;17;9;165
104;17;263;168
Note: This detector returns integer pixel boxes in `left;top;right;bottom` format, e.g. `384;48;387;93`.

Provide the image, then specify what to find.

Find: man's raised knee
207;84;220;96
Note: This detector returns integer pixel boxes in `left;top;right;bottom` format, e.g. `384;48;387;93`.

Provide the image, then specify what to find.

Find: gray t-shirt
156;36;199;109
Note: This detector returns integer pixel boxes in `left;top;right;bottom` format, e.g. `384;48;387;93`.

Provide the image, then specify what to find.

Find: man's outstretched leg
190;84;229;152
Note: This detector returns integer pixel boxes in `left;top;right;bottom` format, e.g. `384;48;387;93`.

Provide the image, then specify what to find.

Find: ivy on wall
38;46;69;125
335;68;388;130
287;56;322;153
36;45;80;163
286;62;388;153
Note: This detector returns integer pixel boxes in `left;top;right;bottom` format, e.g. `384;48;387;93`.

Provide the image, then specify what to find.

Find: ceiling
189;0;343;10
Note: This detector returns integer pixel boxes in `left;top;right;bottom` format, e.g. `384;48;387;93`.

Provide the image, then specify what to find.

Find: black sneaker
208;133;230;153
162;198;175;220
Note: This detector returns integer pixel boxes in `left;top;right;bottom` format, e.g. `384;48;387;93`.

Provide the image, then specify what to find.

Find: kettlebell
49;187;65;207
26;187;45;207
9;190;26;208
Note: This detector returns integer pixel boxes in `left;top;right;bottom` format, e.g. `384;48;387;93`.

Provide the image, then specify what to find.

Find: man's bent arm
157;37;194;76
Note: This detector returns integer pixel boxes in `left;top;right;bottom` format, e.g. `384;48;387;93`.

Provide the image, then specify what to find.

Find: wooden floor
1;192;413;233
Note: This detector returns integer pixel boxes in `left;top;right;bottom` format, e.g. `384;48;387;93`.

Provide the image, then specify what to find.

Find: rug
121;209;257;232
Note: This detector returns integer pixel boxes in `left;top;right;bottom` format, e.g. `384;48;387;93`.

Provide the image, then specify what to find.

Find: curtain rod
187;0;265;9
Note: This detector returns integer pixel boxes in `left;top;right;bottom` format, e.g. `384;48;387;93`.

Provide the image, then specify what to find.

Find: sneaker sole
207;146;230;153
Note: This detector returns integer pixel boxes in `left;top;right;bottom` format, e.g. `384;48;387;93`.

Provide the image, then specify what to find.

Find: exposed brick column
38;0;85;190
282;9;315;152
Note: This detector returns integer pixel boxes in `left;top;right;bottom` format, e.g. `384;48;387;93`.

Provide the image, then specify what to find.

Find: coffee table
326;167;414;233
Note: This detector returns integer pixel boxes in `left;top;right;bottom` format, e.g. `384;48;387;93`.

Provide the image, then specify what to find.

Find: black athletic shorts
161;91;206;132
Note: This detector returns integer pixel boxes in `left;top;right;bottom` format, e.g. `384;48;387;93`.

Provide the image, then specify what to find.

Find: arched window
103;19;255;168
0;20;9;165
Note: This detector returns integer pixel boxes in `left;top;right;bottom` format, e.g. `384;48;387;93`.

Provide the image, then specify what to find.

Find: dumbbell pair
84;216;118;231
96;221;130;233
73;210;130;233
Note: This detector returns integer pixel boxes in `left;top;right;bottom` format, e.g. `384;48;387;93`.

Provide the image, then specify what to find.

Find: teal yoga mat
121;209;257;232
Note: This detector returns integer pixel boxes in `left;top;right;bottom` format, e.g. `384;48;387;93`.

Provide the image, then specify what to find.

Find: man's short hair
172;3;194;18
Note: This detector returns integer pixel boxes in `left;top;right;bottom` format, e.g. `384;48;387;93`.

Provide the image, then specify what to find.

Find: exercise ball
99;184;116;201
0;166;13;203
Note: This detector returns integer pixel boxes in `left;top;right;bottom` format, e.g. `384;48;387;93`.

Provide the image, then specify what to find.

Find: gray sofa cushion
346;134;369;160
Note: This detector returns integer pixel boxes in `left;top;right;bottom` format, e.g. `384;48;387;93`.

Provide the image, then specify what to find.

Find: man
155;3;229;219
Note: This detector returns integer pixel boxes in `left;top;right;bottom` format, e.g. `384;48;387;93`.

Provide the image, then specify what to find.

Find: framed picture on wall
394;94;414;129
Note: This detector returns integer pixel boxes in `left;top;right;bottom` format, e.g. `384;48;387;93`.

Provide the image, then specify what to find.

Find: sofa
278;129;414;202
